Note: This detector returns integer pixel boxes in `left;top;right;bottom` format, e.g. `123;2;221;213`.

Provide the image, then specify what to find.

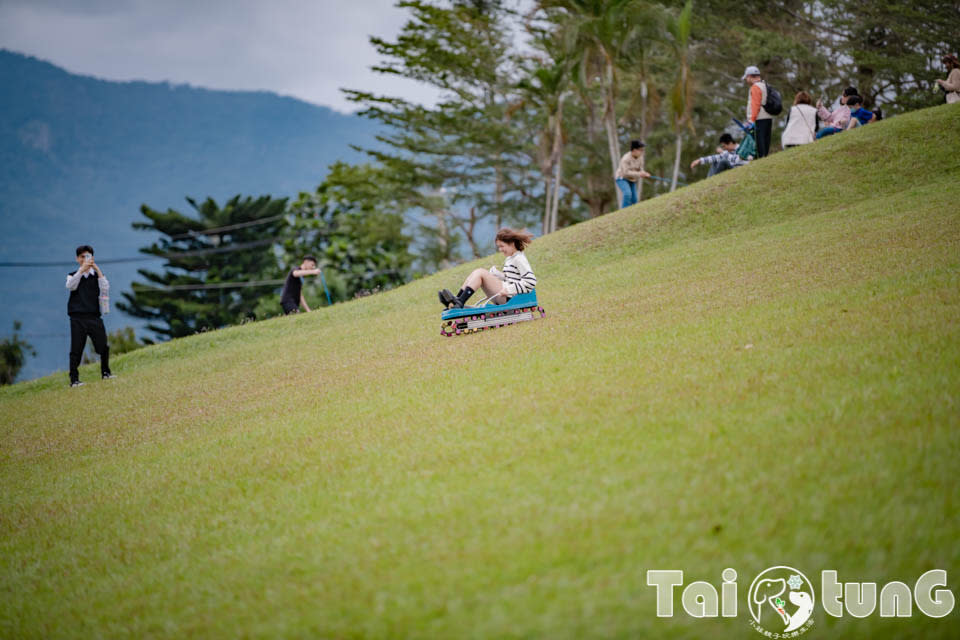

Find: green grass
2;105;959;639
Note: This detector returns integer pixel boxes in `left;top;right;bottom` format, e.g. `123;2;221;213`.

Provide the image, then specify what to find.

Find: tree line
115;0;960;342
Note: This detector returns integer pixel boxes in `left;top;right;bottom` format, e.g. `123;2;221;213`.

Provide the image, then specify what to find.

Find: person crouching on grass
280;255;322;315
438;228;537;309
66;245;113;387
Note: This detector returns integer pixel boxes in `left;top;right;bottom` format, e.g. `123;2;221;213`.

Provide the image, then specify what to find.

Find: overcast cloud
0;0;439;112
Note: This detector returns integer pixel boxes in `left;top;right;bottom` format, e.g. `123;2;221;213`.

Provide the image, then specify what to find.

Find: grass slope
2;105;959;639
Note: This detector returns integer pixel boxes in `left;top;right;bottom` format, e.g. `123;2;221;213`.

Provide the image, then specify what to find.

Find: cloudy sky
0;0;440;112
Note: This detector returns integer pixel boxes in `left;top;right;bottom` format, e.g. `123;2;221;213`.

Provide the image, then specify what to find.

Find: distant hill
0;49;379;381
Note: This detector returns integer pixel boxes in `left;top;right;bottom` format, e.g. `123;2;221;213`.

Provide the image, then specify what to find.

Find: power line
131;278;286;292
166;214;287;240
0;238;276;268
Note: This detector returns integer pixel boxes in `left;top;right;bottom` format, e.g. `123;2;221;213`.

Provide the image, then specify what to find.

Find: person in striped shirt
690;133;748;177
438;228;537;309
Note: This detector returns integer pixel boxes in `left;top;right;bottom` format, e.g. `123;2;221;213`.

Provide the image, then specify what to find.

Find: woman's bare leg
462;268;507;301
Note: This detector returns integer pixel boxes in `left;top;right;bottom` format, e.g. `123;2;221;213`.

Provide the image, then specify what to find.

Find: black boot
452;286;474;308
438;289;457;308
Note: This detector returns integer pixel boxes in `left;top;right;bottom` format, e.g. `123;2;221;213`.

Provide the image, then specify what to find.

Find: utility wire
0;238;276;268
131;278;286;292
166;214;287;240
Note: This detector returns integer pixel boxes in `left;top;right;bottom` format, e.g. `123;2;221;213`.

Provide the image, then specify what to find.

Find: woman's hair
943;54;960;70
629;139;645;151
843;86;859;97
496;227;534;251
794;91;812;106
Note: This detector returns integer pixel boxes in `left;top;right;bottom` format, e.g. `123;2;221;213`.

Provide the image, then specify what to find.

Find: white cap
741;65;761;80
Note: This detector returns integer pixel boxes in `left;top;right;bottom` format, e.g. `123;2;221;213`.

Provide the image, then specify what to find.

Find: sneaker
70;381;85;388
102;373;117;380
438;289;457;308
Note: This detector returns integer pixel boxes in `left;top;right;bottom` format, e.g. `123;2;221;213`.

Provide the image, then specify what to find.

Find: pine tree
118;195;288;339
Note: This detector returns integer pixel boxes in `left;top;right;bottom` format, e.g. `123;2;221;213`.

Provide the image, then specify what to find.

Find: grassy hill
2;105;958;639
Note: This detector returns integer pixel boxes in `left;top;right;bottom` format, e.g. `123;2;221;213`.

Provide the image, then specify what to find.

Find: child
438;228;536;309
280;255;322;315
66;245;113;387
614;140;652;209
845;95;876;129
690;134;748;177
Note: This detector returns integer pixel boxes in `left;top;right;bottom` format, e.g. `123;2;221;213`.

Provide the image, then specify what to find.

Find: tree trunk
638;79;648;202
550;149;562;233
670;133;682;193
602;59;623;209
494;165;503;230
542;178;553;236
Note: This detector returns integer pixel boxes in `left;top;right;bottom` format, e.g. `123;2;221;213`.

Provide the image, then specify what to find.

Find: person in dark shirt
65;245;113;387
280;255;322;315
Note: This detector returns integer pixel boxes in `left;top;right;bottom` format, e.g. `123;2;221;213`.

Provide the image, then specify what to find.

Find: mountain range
0;49;379;381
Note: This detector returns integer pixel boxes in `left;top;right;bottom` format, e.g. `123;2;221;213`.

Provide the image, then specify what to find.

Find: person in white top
782;91;819;148
438;228;537;309
65;245;114;386
937;54;960;104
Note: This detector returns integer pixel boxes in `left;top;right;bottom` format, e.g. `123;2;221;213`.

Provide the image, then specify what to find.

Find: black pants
755;119;772;158
69;315;110;383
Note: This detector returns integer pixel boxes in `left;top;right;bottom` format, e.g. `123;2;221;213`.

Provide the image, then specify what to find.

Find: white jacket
782;104;818;146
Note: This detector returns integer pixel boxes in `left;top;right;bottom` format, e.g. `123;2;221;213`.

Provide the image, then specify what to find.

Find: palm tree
520;60;572;235
666;0;695;192
541;0;655;208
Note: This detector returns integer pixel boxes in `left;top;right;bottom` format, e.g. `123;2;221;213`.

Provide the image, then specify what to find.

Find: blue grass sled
440;290;546;337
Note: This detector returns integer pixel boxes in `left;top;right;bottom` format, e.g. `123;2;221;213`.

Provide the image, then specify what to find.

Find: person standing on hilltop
742;66;774;158
614;140;652;209
66;245;113;387
280;255;323;315
936;54;960;104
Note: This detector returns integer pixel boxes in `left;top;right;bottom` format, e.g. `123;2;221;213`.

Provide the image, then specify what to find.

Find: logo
646;565;955;635
747;566;815;636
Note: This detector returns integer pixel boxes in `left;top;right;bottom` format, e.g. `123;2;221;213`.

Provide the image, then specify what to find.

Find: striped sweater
501;251;537;296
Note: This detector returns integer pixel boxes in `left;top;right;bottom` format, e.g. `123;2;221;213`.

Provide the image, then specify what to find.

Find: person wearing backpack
741;65;780;158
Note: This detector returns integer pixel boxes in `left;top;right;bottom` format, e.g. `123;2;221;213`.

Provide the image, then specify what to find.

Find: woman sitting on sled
439;228;537;309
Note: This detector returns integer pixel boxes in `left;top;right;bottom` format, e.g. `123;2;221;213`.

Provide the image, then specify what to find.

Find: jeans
615;178;637;209
816;127;841;139
707;158;733;177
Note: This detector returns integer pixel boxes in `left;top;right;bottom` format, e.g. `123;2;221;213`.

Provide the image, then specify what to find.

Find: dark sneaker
438;289;457;308
102;373;117;380
70;381;85;388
